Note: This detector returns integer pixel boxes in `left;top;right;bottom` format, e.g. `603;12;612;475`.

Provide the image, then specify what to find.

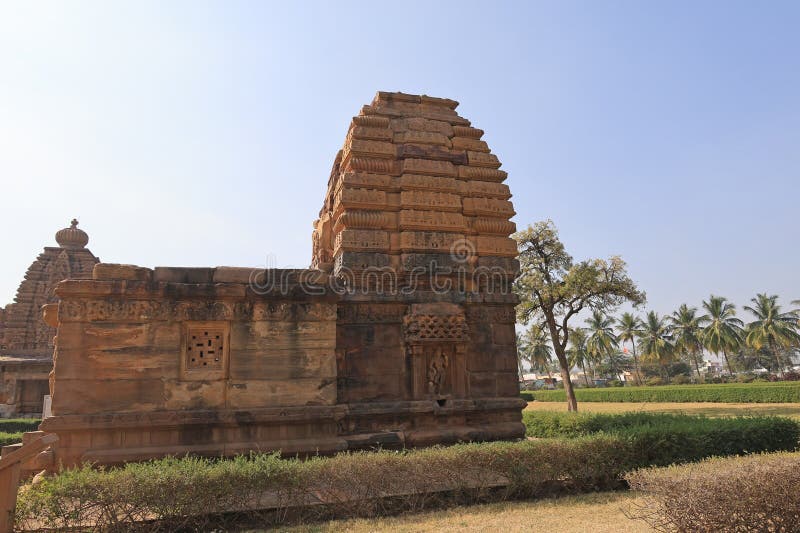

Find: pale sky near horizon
1;1;798;320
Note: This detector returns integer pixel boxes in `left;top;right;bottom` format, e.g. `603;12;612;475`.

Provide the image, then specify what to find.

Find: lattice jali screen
187;328;224;369
182;321;229;379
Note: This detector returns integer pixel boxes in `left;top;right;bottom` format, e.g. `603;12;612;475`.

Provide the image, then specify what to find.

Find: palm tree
515;332;527;379
617;312;644;385
637;311;675;382
567;328;591;386
585;310;618;379
669;304;709;382
600;350;631;381
702;295;744;376
521;323;555;378
743;294;800;376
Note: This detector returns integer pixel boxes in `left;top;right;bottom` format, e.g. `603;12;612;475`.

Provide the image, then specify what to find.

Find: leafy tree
617;312;644;385
585;310;619;379
702;295;744;375
519;323;555;378
744;293;800;376
514;220;645;411
567;328;591;386
669;304;709;382
637;311;675;382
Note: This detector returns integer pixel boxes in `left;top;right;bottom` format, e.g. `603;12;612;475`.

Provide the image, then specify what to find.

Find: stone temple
38;92;524;467
0;220;99;417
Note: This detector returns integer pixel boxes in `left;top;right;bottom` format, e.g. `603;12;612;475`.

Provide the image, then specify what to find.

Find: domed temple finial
56;219;89;249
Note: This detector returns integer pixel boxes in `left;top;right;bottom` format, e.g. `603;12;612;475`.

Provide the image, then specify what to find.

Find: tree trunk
692;348;703;383
581;362;590;386
722;350;734;376
544;314;578;412
554;351;578;411
631;343;642;386
771;340;785;378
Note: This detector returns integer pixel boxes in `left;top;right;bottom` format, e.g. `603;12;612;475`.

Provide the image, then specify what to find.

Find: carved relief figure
427;347;449;395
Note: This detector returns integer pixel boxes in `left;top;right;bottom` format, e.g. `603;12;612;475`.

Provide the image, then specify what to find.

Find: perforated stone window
187;329;224;369
181;321;229;380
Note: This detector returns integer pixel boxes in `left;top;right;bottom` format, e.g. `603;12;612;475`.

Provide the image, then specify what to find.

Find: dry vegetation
626;452;800;532
258;492;649;533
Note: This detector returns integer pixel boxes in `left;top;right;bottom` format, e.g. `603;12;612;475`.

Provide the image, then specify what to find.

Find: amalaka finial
56;218;89;249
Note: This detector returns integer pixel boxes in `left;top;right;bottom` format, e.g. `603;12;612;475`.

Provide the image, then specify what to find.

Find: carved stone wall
37;93;525;467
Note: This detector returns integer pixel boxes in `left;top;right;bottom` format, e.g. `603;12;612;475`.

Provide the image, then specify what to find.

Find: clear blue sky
1;1;798;318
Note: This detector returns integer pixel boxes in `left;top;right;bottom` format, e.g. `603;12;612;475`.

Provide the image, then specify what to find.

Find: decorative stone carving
403;313;469;343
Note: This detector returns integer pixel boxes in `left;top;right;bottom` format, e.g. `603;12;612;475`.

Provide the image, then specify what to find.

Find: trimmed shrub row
523;411;800;466
16;415;800;531
0;419;39;447
523;381;800;403
626;452;800;531
0;418;40;433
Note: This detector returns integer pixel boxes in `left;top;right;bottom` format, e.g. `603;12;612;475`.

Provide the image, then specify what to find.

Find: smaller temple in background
0;220;99;417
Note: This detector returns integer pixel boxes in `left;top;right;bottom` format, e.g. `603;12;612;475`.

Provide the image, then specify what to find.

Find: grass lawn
263;492;648;533
525;400;800;419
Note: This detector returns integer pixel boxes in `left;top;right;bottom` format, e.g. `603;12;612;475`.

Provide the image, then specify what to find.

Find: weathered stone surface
93;263;151;281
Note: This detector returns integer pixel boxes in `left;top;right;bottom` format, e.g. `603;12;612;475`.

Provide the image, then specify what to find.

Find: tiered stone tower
312;91;517;287
0;220;99;416
312;92;522;442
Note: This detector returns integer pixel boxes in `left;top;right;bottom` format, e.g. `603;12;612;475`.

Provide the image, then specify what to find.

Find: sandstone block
398;174;458;193
340;172;395;191
458;181;511;199
352;115;390;128
400;190;461;212
213;267;261;284
349;126;393;141
335;229;390;252
452;137;490;152
457;166;508;182
153;267;214;284
399;210;466;232
467;151;501;169
399;231;463;252
462;197;515;218
343;139;397;160
93;263;152;281
394;130;450;147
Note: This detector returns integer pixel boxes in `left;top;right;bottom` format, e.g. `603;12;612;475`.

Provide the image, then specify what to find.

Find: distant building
701;360;724;375
0;220;99;416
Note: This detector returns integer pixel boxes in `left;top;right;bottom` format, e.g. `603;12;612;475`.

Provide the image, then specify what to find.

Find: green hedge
523;411;800;466
0;419;40;433
523;382;800;403
16;415;800;531
0;419;38;447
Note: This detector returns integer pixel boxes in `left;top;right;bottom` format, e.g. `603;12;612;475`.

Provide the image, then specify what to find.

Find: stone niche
39;92;526;467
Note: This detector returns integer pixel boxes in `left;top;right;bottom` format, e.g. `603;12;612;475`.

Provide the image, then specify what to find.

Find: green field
525;400;800;419
522;382;800;403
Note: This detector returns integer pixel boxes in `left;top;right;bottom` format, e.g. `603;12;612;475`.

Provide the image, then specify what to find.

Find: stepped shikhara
31;92;525;468
312;92;517;284
0;220;99;416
